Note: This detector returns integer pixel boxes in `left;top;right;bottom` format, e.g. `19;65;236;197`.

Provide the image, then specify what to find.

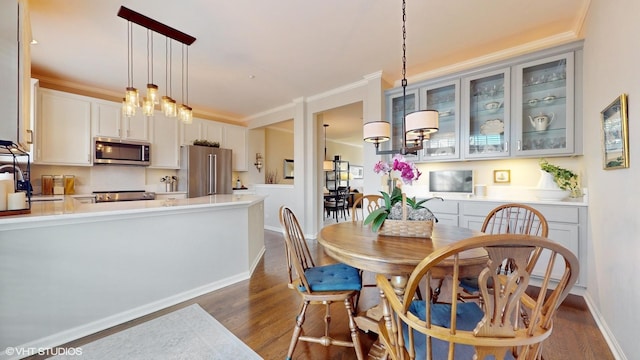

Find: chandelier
118;6;196;122
363;0;438;155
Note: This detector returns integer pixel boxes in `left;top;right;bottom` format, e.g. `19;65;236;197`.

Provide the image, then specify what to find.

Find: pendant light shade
164;97;177;118
363;121;391;144
142;97;155;116
122;97;136;117
323;160;334;171
406;109;439;135
147;84;159;104
179;104;193;124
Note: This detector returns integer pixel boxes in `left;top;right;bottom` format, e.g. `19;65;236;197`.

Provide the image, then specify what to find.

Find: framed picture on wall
350;166;364;179
493;169;511;183
601;94;629;169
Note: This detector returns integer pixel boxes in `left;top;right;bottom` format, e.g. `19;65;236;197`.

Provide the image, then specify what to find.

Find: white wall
581;1;640;358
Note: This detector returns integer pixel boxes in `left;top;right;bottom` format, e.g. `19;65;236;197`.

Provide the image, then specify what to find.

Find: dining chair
278;206;365;360
324;186;350;222
351;194;383;222
377;233;579;360
458;203;549;299
481;203;549;237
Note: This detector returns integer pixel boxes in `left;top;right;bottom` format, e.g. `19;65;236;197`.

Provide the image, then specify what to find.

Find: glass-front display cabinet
419;80;460;160
513;52;575;156
387;89;419;160
325;158;349;192
463;68;511;159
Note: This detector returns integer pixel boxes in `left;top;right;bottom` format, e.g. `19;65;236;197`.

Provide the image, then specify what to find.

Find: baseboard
264;224;280;233
583;292;627;360
249;246;266;275
5;274;250;360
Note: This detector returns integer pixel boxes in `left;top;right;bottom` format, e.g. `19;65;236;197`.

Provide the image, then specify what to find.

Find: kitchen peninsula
0;194;265;354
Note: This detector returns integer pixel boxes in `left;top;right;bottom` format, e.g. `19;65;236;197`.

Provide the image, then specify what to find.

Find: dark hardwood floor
28;230;613;359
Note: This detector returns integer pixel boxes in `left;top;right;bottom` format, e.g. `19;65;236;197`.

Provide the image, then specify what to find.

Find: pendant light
117;6;196;120
363;0;439;155
142;29;158;117
323;124;334;171
179;43;193;124
161;37;177;118
122;21;138;117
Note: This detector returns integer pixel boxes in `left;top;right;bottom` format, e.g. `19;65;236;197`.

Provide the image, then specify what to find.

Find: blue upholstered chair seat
406;300;516;360
298;263;362;292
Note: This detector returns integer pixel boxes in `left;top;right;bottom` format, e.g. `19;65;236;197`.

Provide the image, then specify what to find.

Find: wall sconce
254;153;263;172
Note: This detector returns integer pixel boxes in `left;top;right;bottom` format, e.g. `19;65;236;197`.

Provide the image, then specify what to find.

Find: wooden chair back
377;234;579;360
482;203;549;237
351;194;384;222
278;206;315;291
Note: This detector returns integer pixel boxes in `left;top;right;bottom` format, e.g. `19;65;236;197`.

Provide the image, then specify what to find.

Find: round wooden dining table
318;221;487;358
319;221;487;277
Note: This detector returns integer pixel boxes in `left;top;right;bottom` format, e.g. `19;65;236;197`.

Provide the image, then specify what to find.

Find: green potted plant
538;159;581;197
363;155;442;234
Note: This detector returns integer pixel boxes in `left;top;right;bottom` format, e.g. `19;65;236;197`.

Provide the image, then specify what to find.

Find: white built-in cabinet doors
180;118;248;171
35;88;92;166
92;100;149;141
33;87;247;170
149;113;180;169
223;124;248;171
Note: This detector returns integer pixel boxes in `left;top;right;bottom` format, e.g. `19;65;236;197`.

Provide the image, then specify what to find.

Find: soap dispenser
236;178;241;189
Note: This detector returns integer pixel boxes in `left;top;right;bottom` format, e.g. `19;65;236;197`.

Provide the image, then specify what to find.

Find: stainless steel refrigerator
178;146;233;197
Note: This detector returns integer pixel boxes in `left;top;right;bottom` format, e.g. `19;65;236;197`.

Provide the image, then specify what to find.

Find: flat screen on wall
428;170;473;193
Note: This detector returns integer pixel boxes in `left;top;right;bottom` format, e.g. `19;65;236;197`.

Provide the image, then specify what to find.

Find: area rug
50;304;262;360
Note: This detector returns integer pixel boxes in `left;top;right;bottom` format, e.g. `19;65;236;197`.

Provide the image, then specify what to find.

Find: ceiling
28;0;589;143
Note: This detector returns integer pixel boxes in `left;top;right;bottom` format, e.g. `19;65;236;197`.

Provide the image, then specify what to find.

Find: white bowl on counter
532;188;570;201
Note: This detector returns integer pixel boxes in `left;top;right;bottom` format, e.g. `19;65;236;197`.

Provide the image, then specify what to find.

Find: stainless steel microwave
94;137;151;166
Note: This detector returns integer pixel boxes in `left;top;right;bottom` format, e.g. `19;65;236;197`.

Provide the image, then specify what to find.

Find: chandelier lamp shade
363;0;438;155
117;6;196;120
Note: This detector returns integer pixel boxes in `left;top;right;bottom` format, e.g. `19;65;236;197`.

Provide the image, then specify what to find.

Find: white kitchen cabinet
457;200;586;287
201;120;223;144
384;41;583;162
418;80;461;161
179;117;223;146
223;124;248;171
512;52;577;156
92;100;148;141
462;67;511;159
149;113;180;169
180;119;200;146
179;118;247;171
426;198;459;226
35;89;92;166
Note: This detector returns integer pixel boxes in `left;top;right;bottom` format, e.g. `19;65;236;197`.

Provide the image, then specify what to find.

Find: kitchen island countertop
0;194;265;228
